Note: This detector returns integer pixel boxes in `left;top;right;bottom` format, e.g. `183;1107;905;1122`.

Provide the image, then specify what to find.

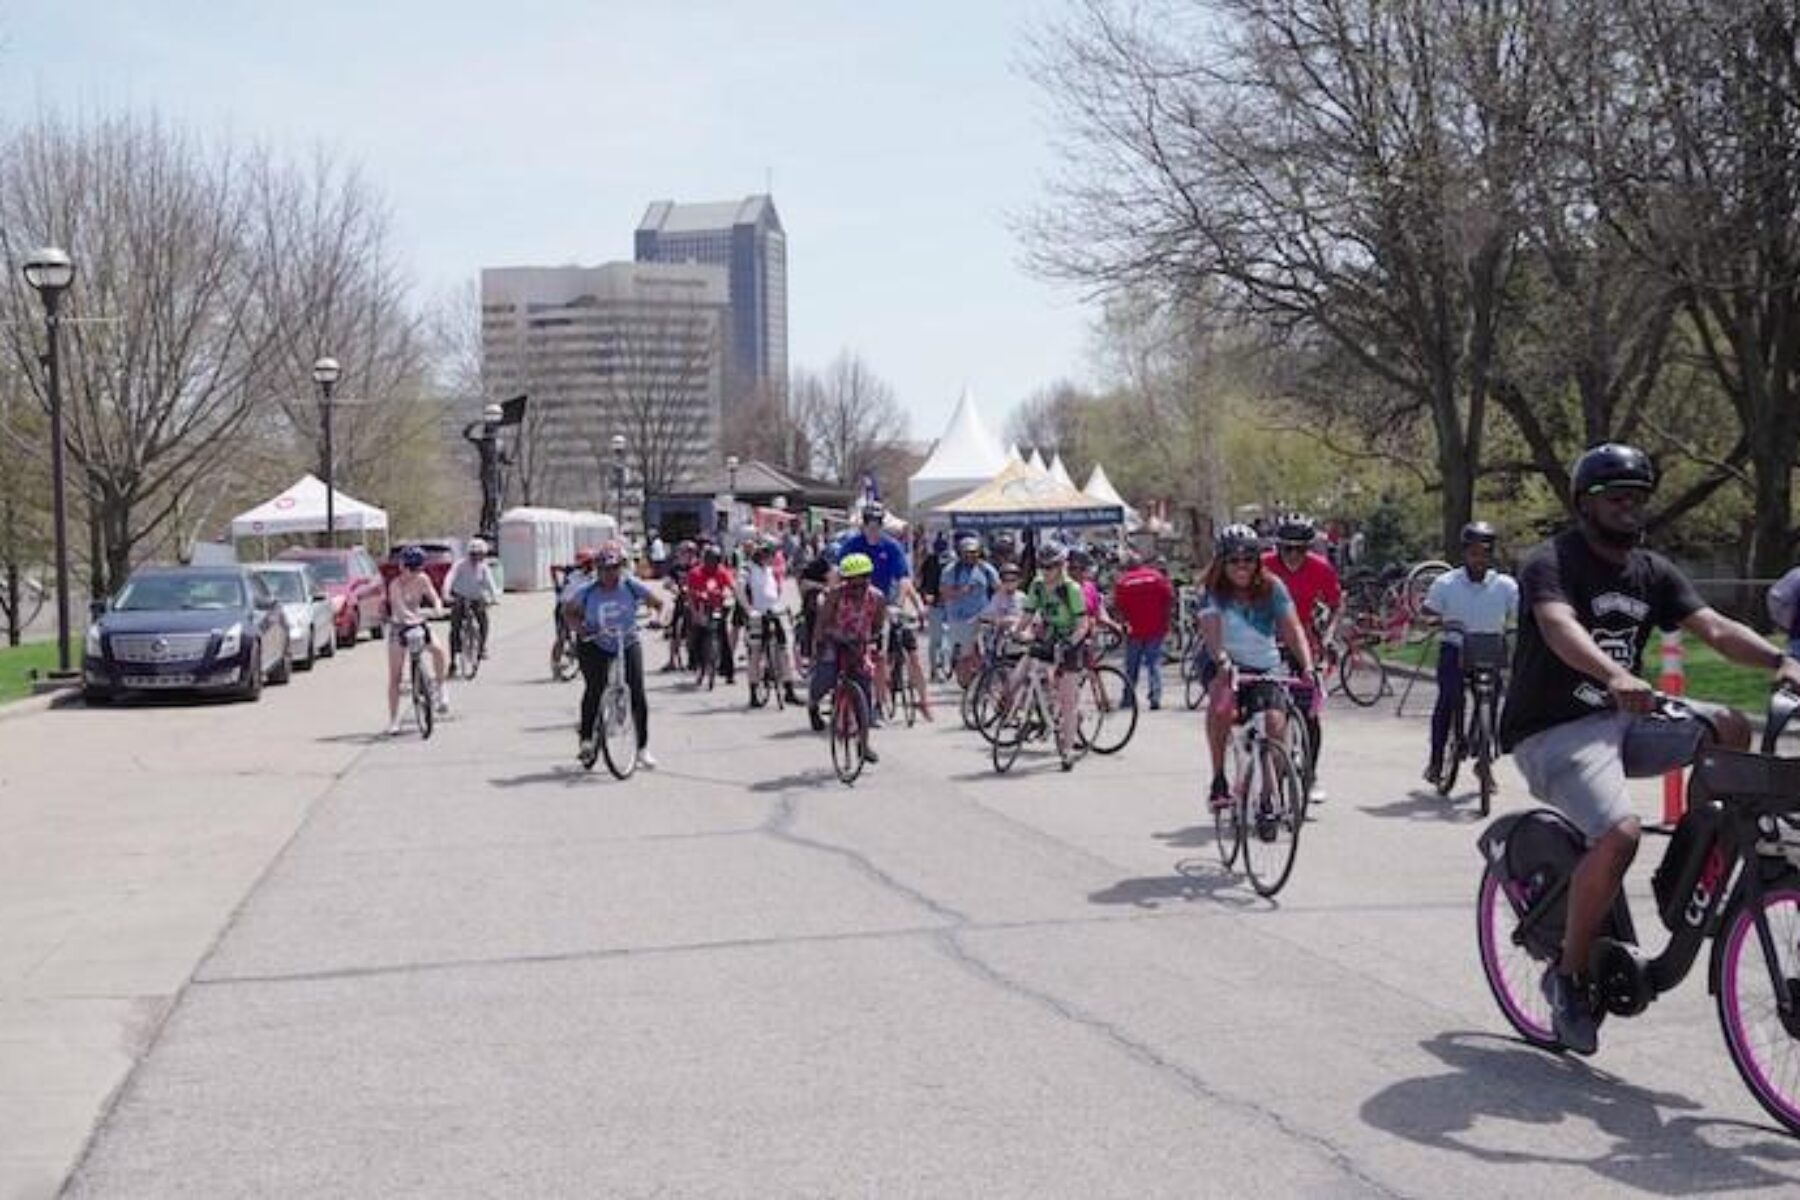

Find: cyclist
940;534;1000;686
835;502;933;720
807;551;888;761
686;544;736;684
385;545;450;735
1262;512;1341;803
740;536;802;707
1421;521;1519;784
1113;548;1176;709
1202;525;1316;809
662;540;698;672
1500;442;1799;1054
567;541;665;770
1007;542;1091;771
552;547;598;674
442;537;501;667
1068;547;1123;644
795;542;833;670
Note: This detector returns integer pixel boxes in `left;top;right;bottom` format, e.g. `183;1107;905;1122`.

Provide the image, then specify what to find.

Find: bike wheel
411;659;434;740
899;671;917;727
1216;739;1246;870
1474;703;1496;817
1285;704;1314;822
830;684;868;784
599;681;638;779
992;691;1028;774
1437;699;1465;797
770;666;786;711
460;620;483;680
973;670;1010;744
1339;644;1387;707
1714;879;1800;1134
1079;665;1136;755
1243;742;1303;898
1475;861;1562;1051
1185;665;1207;711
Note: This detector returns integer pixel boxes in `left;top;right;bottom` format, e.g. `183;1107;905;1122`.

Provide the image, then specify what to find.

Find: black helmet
861;502;886;525
1571;443;1656;501
702;545;722;564
1068;547;1093;569
1462;521;1498;546
1274;513;1316;546
1216;523;1260;557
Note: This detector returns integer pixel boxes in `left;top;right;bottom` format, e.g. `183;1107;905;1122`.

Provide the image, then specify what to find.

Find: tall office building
635;195;787;412
480;263;730;510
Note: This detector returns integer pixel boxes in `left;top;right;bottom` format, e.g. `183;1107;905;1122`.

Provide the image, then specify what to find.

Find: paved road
7;601;1800;1197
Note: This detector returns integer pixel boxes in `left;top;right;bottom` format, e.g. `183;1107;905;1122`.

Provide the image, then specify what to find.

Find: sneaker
1423;762;1441;786
435;690;450;715
386;720;402;737
578;738;598;769
1149;698;1162;711
863;745;881;765
1208;776;1232;813
639;749;659;770
808;705;826;733
1308;783;1327;805
1060;752;1075;773
1542;969;1600;1055
784;684;802;707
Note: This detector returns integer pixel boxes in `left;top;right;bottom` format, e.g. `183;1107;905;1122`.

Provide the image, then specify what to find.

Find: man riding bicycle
807;551;887;762
1006;542;1091;771
940;534;1000;686
1421;521;1519;785
686;544;736;684
566;541;665;770
740;536;802;707
442;537;501;668
1203;525;1316;809
834;502;933;721
384;545;450;736
1499;442;1800;1055
1262;513;1341;804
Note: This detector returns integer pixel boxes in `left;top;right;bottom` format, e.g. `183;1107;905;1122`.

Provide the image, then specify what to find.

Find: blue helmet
400;545;426;570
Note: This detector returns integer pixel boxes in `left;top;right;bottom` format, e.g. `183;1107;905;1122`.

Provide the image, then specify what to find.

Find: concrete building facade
480;263;730;512
635;195;787;413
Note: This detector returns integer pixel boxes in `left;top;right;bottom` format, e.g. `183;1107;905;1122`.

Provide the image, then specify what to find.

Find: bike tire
1242;741;1304;898
991;695;1027;774
1080;665;1137;755
1713;878;1800;1135
412;658;434;740
973;670;1009;744
599;680;638;780
463;622;483;681
770;666;786;711
1216;739;1247;870
1437;698;1465;797
830;683;868;784
1185;666;1207;711
1285;702;1314;822
1339;644;1386;707
1474;701;1496;817
1475;861;1563;1051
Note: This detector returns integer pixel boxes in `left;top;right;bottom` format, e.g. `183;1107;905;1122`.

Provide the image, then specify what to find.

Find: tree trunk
1749;438;1797;581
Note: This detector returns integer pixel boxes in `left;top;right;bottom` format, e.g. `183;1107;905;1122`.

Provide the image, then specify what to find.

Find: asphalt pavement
8;599;1800;1198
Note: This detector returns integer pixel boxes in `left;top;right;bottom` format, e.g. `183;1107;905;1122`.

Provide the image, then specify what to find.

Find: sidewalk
0;602;538;1199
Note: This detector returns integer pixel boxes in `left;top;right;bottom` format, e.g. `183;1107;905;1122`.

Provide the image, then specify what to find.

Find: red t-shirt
1112;566;1175;640
686;564;736;612
1261;550;1342;646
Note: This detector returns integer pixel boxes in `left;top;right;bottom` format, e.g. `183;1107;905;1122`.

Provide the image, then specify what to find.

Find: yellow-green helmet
839;552;875;579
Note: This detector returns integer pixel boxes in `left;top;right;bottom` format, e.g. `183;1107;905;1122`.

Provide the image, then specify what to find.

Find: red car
378;540;462;598
277;546;387;646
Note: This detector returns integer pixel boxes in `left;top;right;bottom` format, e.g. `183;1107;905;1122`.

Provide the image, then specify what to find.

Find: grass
1367;624;1776;712
0;640;68;705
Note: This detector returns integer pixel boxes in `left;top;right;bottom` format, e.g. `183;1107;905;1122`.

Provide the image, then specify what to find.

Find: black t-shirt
1499;529;1705;749
920;553;944;600
799;556;831;618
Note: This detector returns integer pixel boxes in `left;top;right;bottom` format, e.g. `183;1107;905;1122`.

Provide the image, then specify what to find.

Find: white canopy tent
1006;444;1024;464
907;387;1010;511
1048;453;1076;489
229;474;389;540
1083;463;1142;531
1027;448;1049;474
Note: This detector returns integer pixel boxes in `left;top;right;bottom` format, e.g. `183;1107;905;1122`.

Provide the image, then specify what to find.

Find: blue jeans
1123;636;1164;705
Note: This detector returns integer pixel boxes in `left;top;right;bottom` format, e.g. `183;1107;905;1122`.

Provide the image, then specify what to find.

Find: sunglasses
1224;554;1258;566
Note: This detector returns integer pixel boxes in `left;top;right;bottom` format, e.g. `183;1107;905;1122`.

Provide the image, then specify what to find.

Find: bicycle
1074;645;1137;755
1475;688;1800;1133
693;600;730;691
825;640;875;785
883;607;923;727
992;639;1084;774
1435;630;1506;815
399;623;437;740
747;610;790;710
1213;672;1307;897
583;614;650;780
962;624;1023;738
1321;615;1389;707
450;598;487;681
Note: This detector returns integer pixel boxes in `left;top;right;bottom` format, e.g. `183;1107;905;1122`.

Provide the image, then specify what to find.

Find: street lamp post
23;247;75;678
610;433;627;542
722;454;740;541
312;357;341;547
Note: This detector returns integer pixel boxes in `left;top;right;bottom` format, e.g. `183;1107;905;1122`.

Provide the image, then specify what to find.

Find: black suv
83;566;291;704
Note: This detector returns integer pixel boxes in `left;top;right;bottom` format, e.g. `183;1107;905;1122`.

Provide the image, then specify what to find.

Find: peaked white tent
908;388;1010;510
229;475;388;539
1048;453;1076;489
1027;448;1049;474
1006;444;1024;464
1083;463;1141;530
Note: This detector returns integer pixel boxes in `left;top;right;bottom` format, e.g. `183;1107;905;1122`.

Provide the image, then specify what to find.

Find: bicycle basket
1461;632;1508;669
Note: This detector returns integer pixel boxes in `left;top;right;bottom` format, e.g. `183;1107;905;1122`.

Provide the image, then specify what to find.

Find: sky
0;0;1097;444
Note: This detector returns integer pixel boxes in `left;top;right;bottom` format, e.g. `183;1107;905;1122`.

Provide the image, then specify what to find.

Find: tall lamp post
722;454;740;542
609;433;627;542
23;247;75;678
311;357;341;547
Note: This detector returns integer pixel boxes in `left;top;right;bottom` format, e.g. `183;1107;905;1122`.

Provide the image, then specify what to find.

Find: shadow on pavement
1360;1031;1800;1193
1359;789;1484;823
487;765;602;788
1155;823;1213;850
1088;859;1262;910
747;769;836;793
314;731;392;746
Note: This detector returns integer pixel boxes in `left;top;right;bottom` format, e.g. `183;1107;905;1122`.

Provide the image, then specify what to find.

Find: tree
591;303;725;506
1005;380;1095;478
792;352;909;487
720;380;807;470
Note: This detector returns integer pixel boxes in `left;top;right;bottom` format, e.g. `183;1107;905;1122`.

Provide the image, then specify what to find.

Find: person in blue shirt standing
835;502;934;720
940;534;1001;685
565;541;666;771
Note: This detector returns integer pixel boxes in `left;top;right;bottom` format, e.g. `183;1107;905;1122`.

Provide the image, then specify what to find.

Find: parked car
83;566;290;704
378;539;462;598
250;562;336;672
276;546;386;646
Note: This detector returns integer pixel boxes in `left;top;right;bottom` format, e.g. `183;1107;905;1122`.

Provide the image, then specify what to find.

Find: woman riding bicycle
1200;524;1316;809
1005;542;1091;772
385;545;450;736
740;535;801;707
443;537;501;669
806;552;887;761
567;541;665;770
